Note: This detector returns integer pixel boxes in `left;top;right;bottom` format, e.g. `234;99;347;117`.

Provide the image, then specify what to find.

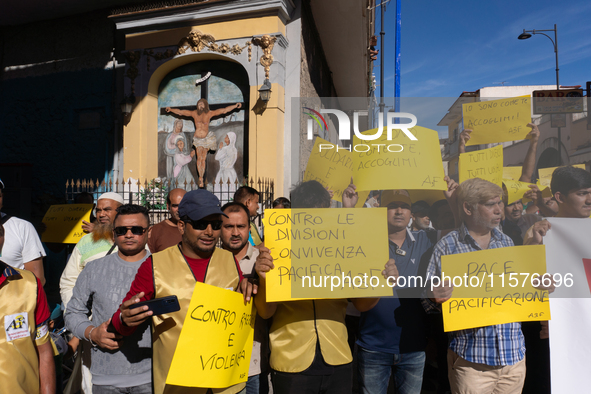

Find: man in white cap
0;178;47;284
60;191;123;394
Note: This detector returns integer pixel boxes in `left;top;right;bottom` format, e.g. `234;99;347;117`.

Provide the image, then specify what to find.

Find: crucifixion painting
165;98;241;187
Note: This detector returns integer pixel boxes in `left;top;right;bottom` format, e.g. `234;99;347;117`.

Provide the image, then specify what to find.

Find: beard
196;107;209;116
473;211;499;231
223;236;248;252
183;235;217;256
92;222;113;242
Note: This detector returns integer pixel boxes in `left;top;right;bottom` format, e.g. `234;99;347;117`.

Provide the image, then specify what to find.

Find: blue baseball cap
178;190;227;221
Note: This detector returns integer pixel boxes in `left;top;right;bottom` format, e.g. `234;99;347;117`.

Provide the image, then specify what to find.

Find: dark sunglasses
113;226;148;236
185;219;223;231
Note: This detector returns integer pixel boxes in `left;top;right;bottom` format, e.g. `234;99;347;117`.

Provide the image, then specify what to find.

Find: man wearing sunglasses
111;189;247;394
65;204;152;393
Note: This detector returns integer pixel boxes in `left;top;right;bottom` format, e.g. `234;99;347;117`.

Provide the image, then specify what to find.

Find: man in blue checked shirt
357;177;458;394
423;178;526;394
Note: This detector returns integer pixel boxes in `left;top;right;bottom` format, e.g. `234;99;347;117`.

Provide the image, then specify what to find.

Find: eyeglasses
185;219;223;231
113;226;148;236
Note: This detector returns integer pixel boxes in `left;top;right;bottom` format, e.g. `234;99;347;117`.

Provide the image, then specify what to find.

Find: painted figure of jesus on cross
166;98;241;187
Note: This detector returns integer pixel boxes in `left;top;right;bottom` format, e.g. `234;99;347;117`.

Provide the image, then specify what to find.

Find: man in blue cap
111;190;248;394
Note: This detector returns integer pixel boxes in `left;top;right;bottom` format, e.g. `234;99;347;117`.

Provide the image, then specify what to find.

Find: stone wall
298;0;336;176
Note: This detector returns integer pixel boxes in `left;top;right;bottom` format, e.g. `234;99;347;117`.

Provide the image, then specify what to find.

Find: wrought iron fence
65;177;274;227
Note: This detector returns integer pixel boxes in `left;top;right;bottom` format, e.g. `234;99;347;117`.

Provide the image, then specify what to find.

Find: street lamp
518;24;562;165
258;78;272;103
517;24;559;90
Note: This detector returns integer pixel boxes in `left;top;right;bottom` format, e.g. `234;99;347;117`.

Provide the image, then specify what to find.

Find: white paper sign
544;218;591;394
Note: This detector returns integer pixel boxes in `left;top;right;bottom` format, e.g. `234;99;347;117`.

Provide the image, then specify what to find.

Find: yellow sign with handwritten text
166;282;254;388
303;137;369;207
41;204;93;244
352;126;447;191
263;208;391;301
503;179;535;205
459;145;503;187
538;164;586;188
503;167;522;181
463;96;532;146
440;245;550;332
304;137;354;203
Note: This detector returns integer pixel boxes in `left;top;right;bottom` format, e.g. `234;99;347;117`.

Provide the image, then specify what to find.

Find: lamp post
518;24;561;165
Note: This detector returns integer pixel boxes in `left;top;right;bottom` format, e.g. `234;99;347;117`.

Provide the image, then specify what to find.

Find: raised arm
458;129;472;154
443;176;460;228
519;122;540;183
342;178;358;208
210;103;242;117
253;246;277;319
165;107;194;117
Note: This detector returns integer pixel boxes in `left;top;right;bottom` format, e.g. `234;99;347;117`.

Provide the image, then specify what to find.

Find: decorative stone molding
144;48;176;71
251;34;278;79
123;51;141;95
176;29;252;59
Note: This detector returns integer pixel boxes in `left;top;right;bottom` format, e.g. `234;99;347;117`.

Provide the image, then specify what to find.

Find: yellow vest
250;222;262;246
269;299;352;372
0;263;41;394
151;245;244;394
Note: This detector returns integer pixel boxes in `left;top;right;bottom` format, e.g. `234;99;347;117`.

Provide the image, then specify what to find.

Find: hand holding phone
120;292;152;327
129;295;181;316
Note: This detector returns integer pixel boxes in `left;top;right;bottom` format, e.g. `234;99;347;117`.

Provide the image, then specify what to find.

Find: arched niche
147;55;250;190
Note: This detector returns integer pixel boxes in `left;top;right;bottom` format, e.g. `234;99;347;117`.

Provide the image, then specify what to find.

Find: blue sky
377;0;591;98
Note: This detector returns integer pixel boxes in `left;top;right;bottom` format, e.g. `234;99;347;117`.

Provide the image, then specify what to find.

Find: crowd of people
1;122;591;394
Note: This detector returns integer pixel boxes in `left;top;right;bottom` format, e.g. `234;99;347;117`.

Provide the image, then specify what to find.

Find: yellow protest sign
304;137;354;202
166;282;255;388
463;96;532;146
538;164;586;188
459;145;503;187
503;179;535;205
303;137;369;206
352;126;447;191
440;245;550;332
263;208;392;301
355;190;372;208
503;167;522;181
41;204;93;244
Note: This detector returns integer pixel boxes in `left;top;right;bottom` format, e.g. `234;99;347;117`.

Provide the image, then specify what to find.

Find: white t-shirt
1;213;46;269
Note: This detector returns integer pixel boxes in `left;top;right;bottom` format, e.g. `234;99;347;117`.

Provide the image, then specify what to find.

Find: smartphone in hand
129;295;180;316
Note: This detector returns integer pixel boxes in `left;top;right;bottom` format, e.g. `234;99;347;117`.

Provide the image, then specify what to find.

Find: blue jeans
92;383;152;394
357;347;425;394
246;374;259;394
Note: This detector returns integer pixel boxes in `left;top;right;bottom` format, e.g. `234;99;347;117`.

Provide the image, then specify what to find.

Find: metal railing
65;177;275;226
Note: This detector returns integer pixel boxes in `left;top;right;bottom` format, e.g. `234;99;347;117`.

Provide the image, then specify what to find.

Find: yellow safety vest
151;245;244;394
250;222;262;246
0;262;42;394
269;299;352;372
